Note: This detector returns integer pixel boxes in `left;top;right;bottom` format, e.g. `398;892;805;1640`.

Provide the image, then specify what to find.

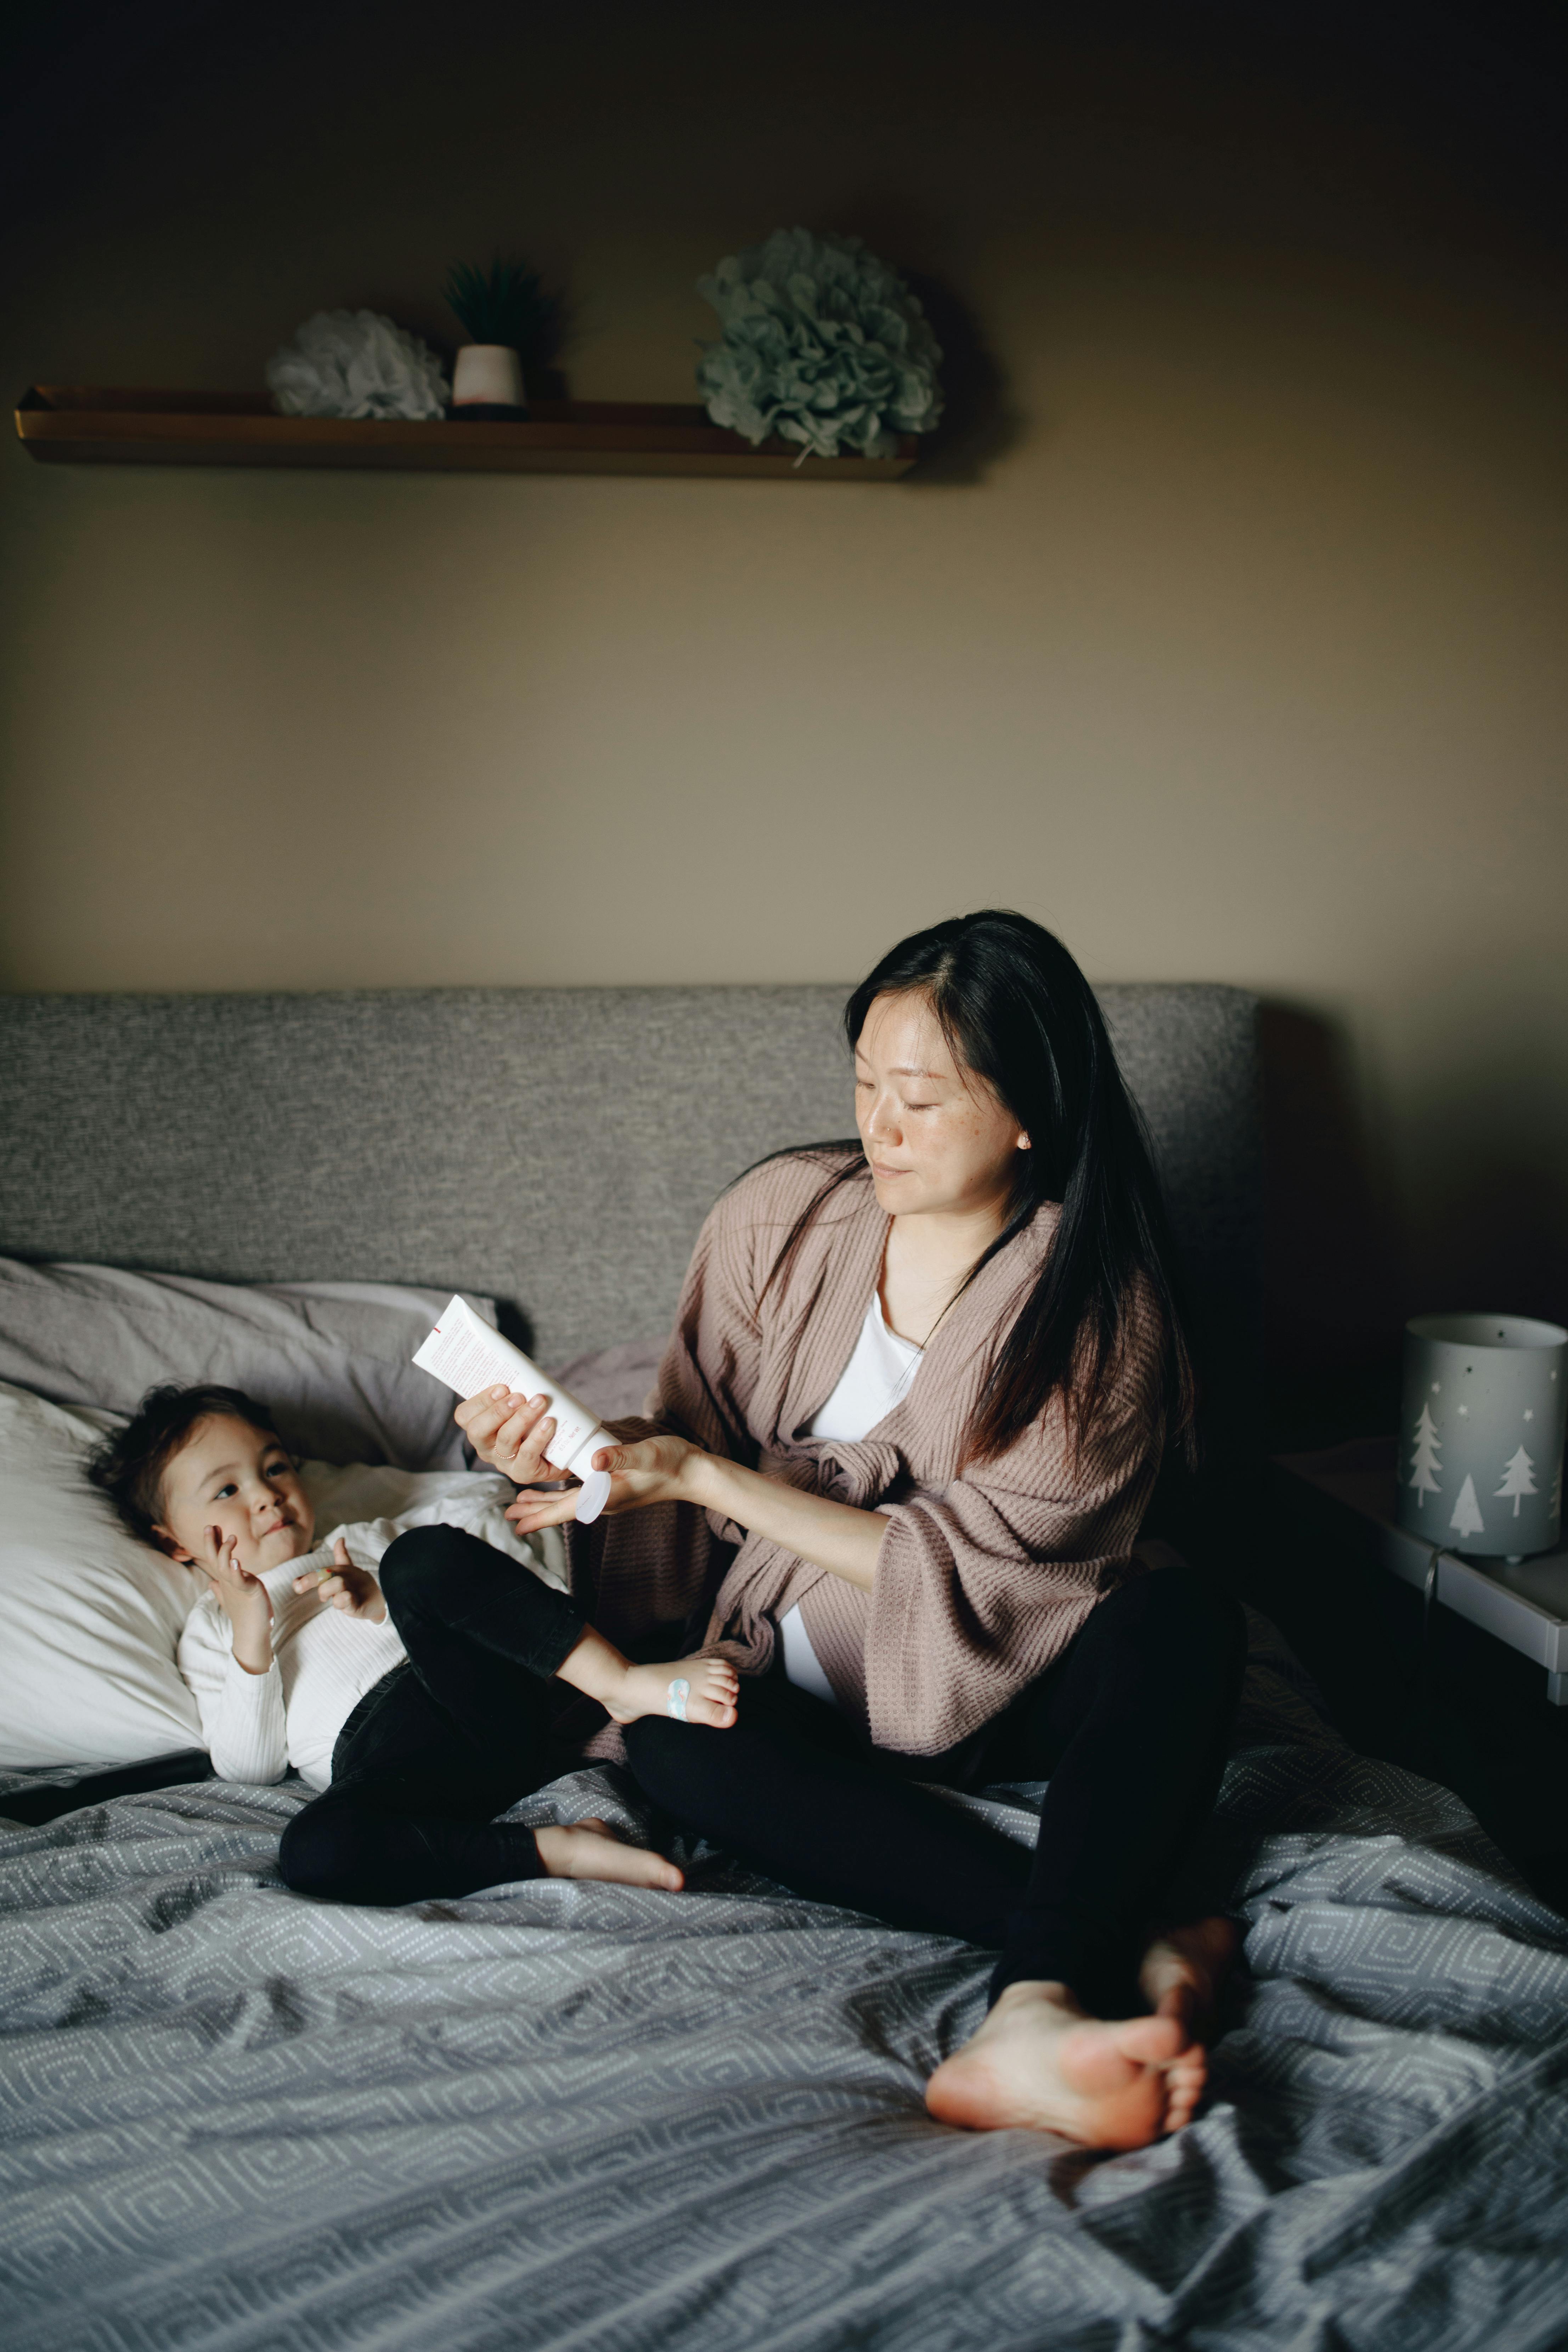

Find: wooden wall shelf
14;388;918;480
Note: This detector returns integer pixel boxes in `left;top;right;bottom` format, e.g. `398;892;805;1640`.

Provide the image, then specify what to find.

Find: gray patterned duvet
4;1627;1567;2352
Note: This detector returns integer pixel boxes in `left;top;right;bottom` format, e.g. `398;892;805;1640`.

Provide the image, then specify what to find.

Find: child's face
153;1415;316;1577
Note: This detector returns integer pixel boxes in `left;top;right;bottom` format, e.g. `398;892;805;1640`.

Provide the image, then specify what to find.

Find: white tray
1273;1436;1568;1703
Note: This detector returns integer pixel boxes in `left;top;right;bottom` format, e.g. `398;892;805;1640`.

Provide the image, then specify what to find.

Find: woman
464;911;1246;2151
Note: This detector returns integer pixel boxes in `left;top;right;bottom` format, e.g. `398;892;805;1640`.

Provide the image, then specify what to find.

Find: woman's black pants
277;1524;589;1907
624;1563;1246;2015
279;1528;1246;2019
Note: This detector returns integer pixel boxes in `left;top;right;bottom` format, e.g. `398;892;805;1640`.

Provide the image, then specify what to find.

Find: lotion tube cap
573;1466;612;1525
556;1423;614;1525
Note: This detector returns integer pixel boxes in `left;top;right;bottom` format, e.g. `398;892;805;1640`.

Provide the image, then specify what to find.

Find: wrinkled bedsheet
2;1624;1566;2352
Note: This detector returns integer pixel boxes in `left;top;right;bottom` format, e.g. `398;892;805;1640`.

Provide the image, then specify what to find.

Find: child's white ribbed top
176;1464;568;1791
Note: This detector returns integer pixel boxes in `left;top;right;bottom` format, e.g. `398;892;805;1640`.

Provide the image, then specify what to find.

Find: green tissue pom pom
696;228;943;458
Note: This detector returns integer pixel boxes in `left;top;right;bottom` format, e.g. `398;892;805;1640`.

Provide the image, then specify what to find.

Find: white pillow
0;1382;202;1768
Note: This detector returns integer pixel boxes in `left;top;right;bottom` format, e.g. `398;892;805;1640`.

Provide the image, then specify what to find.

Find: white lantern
1398;1314;1567;1559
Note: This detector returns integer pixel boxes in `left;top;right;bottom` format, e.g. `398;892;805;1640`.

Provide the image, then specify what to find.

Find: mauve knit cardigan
574;1150;1164;1758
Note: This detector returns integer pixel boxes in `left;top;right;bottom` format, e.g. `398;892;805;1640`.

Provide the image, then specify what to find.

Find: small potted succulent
444;257;559;419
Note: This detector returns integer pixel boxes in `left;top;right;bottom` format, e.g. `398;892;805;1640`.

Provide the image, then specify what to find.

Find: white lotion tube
412;1294;614;1525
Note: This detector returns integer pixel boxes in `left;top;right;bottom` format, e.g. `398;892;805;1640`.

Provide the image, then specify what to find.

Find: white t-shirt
176;1463;568;1791
779;1292;923;1708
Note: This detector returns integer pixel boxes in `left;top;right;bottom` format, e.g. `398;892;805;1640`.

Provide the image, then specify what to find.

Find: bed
2;985;1565;2351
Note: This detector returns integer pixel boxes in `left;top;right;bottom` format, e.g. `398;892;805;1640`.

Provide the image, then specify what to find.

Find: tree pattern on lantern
1449;1473;1485;1541
1408;1404;1442;1507
1495;1445;1537;1516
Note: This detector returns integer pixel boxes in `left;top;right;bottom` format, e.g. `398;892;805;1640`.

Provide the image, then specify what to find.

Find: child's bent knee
377;1524;453;1614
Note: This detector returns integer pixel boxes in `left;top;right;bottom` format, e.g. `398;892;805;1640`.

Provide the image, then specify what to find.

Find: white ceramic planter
451;345;526;413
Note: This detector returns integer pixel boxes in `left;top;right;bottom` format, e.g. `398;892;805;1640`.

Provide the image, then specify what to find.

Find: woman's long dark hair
763;910;1197;1466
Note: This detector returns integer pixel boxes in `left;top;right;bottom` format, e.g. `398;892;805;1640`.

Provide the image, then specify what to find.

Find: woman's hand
456;1384;572;1484
199;1526;273;1675
294;1537;388;1623
504;1433;701;1533
502;1433;889;1589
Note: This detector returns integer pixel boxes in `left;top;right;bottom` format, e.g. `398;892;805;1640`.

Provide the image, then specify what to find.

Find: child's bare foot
925;1980;1190;2149
604;1654;740;1728
533;1817;684;1890
1136;1916;1237;2131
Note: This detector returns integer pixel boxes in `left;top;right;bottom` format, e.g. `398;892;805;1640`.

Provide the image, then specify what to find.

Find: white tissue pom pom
696;227;943;459
266;310;451;421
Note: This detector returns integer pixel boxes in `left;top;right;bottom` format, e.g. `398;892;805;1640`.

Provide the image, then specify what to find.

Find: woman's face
854;989;1030;1222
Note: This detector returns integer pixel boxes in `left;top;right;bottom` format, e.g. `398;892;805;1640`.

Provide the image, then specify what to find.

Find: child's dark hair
88;1384;282;1547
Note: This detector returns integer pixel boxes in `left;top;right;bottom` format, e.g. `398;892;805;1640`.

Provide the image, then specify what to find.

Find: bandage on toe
667;1677;690;1722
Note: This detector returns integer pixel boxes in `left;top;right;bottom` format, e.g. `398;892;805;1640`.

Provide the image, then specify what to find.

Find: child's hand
295;1538;388;1623
200;1528;273;1675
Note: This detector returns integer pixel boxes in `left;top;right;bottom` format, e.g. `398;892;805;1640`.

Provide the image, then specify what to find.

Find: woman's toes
1162;2052;1208;2131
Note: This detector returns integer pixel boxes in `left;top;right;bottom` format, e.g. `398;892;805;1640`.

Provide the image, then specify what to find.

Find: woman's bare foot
604;1654;740;1728
533;1817;684;1891
925;1981;1189;2149
1136;1916;1237;2131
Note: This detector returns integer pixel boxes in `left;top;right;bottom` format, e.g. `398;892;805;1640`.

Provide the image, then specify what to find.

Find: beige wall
2;6;1565;1393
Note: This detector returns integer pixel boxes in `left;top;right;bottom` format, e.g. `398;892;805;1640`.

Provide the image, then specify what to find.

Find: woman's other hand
455;1384;569;1482
294;1537;388;1623
504;1433;701;1532
200;1525;273;1674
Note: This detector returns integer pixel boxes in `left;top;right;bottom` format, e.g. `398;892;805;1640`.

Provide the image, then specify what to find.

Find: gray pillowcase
0;1258;496;1470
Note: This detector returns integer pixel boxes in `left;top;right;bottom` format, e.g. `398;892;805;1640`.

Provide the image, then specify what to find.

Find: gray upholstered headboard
0;984;1260;1454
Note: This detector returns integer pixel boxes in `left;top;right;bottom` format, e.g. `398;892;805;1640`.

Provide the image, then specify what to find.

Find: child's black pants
277;1523;586;1906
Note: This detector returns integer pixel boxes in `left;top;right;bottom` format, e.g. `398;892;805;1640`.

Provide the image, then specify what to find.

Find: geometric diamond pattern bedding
2;1623;1566;2352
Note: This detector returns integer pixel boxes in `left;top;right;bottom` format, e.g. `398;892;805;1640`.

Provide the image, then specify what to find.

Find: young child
89;1383;738;1901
